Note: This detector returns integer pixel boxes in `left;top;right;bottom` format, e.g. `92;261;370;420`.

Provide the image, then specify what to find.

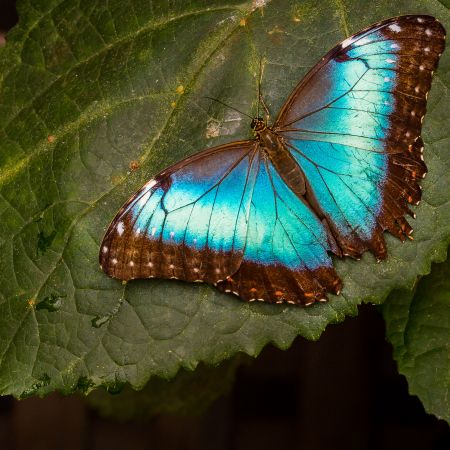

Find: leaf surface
382;254;450;422
0;0;449;397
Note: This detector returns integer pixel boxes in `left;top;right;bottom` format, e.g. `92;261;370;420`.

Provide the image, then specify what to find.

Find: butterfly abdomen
258;128;307;198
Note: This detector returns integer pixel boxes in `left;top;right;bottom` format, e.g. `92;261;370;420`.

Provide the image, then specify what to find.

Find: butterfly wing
100;141;260;284
100;141;341;305
275;15;446;258
217;153;341;305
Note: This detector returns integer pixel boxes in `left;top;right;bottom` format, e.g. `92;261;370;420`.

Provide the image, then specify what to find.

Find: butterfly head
250;117;266;134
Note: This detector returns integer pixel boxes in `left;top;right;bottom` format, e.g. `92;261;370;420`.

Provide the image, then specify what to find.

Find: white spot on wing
357;36;371;46
425;29;432;36
341;36;355;48
151;227;156;236
129;261;134;267
117;221;124;236
388;24;402;33
138;191;150;207
102;246;108;253
145;179;157;190
385;58;396;64
112;258;118;265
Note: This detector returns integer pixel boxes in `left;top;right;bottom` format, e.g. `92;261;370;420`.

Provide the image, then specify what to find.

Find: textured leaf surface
382;254;450;422
0;0;449;397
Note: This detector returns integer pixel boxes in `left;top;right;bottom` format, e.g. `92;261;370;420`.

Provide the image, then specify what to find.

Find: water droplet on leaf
91;315;111;328
36;293;65;312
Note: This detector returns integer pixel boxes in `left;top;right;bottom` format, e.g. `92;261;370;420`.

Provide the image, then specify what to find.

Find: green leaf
382;253;450;422
0;0;449;398
86;357;240;420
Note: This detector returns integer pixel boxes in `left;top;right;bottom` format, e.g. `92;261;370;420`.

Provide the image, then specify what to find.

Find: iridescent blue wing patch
100;141;260;284
218;153;341;305
275;15;445;258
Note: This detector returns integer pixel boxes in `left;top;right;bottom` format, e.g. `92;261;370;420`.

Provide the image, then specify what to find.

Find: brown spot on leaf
129;160;140;171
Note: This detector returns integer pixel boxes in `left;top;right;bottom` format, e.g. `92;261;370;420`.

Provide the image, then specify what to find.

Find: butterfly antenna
257;57;270;122
204;96;253;120
257;57;263;118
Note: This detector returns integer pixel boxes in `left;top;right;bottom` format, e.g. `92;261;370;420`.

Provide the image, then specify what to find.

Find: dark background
0;2;448;449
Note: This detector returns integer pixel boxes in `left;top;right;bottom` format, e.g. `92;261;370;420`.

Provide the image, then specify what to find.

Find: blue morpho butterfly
100;15;446;306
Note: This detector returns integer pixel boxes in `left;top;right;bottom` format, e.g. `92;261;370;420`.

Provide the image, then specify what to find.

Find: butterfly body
253;120;307;198
100;15;445;306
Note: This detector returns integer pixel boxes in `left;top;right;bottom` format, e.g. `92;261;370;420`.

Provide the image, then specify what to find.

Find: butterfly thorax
254;121;307;197
250;117;266;132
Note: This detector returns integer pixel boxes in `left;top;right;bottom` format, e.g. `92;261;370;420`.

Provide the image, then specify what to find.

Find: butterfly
99;15;446;306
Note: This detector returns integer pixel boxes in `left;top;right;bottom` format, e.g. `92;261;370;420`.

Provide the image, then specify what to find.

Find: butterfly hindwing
275;15;445;259
100;141;259;283
217;154;341;305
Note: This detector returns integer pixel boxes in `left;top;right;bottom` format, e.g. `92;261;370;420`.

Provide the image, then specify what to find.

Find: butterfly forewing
275;15;445;259
100;141;259;283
